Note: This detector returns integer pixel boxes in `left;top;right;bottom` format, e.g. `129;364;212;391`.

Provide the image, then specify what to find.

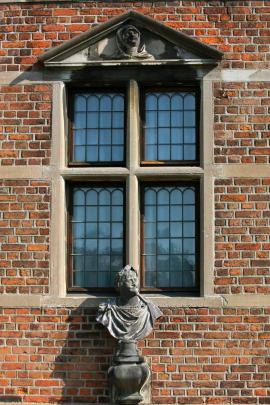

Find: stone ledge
0;294;269;308
0;0;76;2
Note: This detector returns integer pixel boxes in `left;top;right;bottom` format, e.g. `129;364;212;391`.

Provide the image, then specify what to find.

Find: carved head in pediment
119;25;140;49
114;24;154;60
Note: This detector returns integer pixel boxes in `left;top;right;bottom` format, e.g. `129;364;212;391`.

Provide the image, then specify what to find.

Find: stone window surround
36;75;270;309
66;82;200;293
50;78;215;303
1;69;270;308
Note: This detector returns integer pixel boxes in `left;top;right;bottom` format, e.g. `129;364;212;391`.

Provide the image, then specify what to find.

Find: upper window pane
143;90;198;164
71;91;125;164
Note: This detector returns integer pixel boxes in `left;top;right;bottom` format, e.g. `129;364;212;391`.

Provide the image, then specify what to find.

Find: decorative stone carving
97;266;162;341
39;11;223;67
96;265;162;404
112;25;154;60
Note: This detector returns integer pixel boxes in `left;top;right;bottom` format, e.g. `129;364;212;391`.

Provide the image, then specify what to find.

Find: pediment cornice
39;11;223;68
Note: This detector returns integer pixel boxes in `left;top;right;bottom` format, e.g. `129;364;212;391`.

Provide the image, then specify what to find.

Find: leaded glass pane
143;185;197;289
86;146;98;161
157;271;170;287
145;272;156;287
71;186;124;288
145;145;157;160
144;91;197;162
74;147;85;161
72;92;125;164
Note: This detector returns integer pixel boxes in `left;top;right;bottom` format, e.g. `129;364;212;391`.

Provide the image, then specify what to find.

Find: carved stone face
121;26;140;49
119;272;139;297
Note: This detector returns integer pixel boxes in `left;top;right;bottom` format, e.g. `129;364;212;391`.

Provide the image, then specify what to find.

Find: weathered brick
0;85;52;166
214;81;270;163
215;178;270;294
0;180;50;294
0;3;269;404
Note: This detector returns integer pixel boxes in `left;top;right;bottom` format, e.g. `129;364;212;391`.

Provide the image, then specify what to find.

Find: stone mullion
126;80;140;270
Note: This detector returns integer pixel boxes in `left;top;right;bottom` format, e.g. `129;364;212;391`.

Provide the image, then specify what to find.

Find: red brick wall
0;1;270;404
1;1;270;71
0;307;269;404
214;82;270;164
0;180;50;294
215;178;270;295
0;85;52;166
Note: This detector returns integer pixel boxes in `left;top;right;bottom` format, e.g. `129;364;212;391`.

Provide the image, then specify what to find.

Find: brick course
214;82;270;164
0;85;52;166
215;178;270;295
0;1;270;403
0;307;269;404
0;180;50;294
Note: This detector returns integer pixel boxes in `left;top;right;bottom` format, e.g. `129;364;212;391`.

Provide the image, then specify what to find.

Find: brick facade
1;307;270;404
214;82;270;164
0;1;269;404
0;180;50;295
215;178;270;295
0;85;52;166
1;2;270;71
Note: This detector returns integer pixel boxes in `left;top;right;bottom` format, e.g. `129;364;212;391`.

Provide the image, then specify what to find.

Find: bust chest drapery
97;297;162;341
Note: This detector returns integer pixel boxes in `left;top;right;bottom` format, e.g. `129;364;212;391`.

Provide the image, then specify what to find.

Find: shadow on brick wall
0;396;22;403
51;305;116;403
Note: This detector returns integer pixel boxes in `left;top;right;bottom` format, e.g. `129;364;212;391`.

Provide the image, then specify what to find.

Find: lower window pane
142;185;198;290
70;185;124;289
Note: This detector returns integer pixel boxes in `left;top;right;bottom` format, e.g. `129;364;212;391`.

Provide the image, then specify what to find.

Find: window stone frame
0;11;231;308
49;76;216;304
1;70;270;309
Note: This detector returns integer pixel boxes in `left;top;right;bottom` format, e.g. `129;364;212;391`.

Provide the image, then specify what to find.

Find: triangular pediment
39;11;223;67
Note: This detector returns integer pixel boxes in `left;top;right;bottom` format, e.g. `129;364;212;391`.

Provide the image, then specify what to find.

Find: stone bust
96;265;162;341
113;25;154;60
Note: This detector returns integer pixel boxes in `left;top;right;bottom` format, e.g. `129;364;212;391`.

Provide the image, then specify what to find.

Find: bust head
97;264;162;341
115;265;139;299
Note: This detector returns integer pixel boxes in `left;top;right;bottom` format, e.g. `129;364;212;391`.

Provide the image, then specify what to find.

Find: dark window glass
69;185;124;289
141;185;198;290
72;92;125;164
143;91;197;163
